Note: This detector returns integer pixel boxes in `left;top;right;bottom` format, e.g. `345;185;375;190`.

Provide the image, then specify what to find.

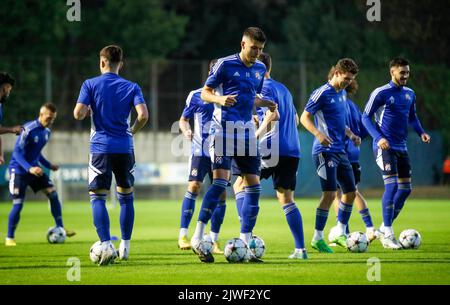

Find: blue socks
235;191;245;223
47;191;63;227
283;203;305;249
359;208;374;228
211;200;226;234
240;184;261;233
382;176;398;226
117;192;134;240
7;199;24;238
392;182;412;222
90;194;110;242
198;179;228;224
315;208;329;231
180;191;197;229
337;201;353;226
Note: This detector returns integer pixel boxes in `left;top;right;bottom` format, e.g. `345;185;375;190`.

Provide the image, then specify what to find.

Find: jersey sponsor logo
330;98;335;104
388;96;395;105
233;71;240;77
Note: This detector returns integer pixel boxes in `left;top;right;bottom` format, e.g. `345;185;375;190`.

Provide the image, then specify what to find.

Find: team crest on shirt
255;72;261;79
34;136;39;143
405;93;411;100
215;156;223;164
191;168;198;177
384;163;391;171
327;160;335;168
45;134;49;141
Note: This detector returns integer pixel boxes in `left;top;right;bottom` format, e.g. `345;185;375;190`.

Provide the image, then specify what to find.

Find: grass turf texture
0;198;449;284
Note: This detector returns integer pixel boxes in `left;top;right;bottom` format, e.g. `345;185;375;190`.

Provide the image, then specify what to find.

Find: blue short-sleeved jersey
258;78;300;158
9;120;52;175
305;83;347;155
362;81;425;152
205;54;266;141
77;72;146;154
181;88;214;157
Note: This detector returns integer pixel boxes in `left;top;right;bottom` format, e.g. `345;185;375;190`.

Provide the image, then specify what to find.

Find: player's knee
276;188;294;205
322;191;337;202
342;191;356;203
116;186;133;194
187;181;202;194
43;187;56;196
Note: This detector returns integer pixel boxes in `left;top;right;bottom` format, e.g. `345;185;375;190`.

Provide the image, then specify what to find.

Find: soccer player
361;57;430;249
5;103;75;246
73;45;149;265
329;78;377;243
178;59;227;254
300;58;360;253
0;72;22;165
234;52;307;259
190;27;276;263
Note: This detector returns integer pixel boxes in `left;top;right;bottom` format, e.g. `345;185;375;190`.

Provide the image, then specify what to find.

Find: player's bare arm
300;110;333;146
179;116;193;141
345;127;361;146
254;96;277;111
0;125;22;135
73;103;90;120
255;109;279;138
130;103;149;135
201;85;236;107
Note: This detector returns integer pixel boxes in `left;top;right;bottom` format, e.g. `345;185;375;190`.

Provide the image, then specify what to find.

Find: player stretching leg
329;79;377;243
74;45;148;264
300;58;360;253
190;27;276;263
362;57;430;250
178;60;227;254
6;103;75;246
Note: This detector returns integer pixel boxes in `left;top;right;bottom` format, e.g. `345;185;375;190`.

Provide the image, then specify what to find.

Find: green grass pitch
0;198;449;285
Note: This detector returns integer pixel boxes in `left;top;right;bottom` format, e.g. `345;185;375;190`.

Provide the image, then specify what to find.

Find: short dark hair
258;53;272;72
390;57;410;68
209;59;218;74
100;45;123;64
0;72;15;87
335;58;359;75
42;102;57;113
243;27;267;43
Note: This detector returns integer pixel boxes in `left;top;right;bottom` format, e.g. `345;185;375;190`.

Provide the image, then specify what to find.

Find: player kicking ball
5;103;76;246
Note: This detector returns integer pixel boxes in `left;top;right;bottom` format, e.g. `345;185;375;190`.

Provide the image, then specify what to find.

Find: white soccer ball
224;238;249;263
89;241;103;263
328;225;341;243
248;235;265;259
346;231;369;253
46;226;66;244
399;229;422;249
199;234;213;254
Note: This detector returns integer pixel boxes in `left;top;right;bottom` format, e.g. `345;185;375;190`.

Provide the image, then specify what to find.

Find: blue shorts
88;153;135;191
188;156;212;182
374;148;411;178
217;155;261;175
260;156;299;191
9;170;53;199
313;152;356;193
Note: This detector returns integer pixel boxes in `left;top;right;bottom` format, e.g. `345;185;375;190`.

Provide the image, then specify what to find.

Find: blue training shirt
77;72;146;154
305;82;348;155
258;78;300;158
362;81;425;152
9;120;52;175
205;54;266;141
181;88;214;157
344;95;368;163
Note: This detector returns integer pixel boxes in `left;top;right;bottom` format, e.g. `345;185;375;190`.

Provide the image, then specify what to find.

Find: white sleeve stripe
310;84;329;103
211;55;236;75
364;84;391;114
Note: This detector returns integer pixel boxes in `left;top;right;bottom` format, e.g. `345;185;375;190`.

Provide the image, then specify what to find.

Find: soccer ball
46;226;66;244
248;235;265;259
89;241;118;264
328;225;341;243
198;234;213;253
399;229;422;249
346;231;369;253
224;238;249;263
